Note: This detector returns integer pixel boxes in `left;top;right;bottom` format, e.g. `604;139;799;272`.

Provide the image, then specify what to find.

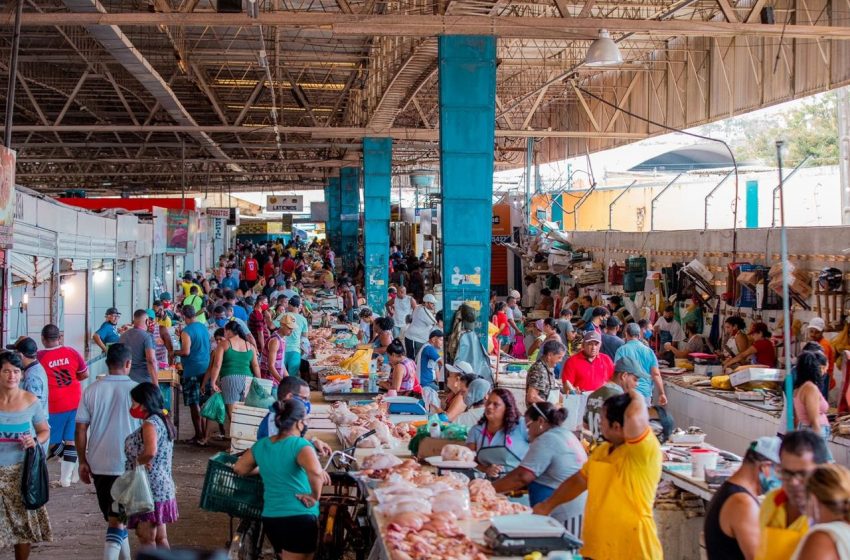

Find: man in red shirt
38;323;89;487
281;254;296;278
562;330;614;392
243;253;259;288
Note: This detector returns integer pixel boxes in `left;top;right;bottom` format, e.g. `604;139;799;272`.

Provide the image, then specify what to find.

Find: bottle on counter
429;421;441;438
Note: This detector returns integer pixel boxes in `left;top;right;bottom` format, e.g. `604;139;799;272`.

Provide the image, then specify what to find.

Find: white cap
445;360;475;375
809;317;825;332
422;294;437;304
509;290;521;299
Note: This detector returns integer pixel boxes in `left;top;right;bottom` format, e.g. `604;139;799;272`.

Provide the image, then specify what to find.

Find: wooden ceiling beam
8;13;850;41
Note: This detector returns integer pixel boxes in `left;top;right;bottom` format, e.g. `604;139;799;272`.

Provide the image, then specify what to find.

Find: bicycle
314;450;373;560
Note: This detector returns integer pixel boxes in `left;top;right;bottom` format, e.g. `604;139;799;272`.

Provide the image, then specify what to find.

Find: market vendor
756;430;830;560
371;317;395;355
379;339;421;396
525;340;566;406
533;391;663;560
456;377;491;426
443;361;478;422
493;402;588;535
466;388;529;478
721;316;750;361
664;321;706;359
654;305;685;345
723;322;777;369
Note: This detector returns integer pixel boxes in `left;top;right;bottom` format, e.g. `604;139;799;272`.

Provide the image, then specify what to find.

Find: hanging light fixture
584;29;622;66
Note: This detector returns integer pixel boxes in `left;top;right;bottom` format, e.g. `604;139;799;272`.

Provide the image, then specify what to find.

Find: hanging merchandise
661;263;684;300
818;267;844;292
608;262;624;286
623;256;647;294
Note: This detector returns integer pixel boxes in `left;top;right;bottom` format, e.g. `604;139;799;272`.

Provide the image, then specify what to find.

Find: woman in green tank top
209;322;261;416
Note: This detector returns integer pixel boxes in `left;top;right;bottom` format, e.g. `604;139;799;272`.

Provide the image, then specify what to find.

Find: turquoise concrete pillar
746;179;759;228
363;138;392;313
325;177;341;251
339;167;361;273
439;35;496;343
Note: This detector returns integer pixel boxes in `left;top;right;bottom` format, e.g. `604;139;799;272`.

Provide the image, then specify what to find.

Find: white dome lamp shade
585;29;622;66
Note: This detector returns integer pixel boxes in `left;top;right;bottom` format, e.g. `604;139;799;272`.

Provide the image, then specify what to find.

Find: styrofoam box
729;367;786;387
694;364;723;377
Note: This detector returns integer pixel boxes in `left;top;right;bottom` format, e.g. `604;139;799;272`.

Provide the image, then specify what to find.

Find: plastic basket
199;452;264;520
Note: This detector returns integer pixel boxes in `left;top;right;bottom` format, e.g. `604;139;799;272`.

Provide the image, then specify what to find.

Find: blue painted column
439;35;497;343
746;179;759;228
363;138;392;314
339;167;361;274
325;177;341;251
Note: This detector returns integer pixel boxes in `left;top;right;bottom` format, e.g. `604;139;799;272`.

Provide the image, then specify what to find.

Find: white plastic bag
111;466;155;516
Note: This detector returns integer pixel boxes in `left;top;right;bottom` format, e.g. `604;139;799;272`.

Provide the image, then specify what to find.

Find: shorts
181;376;202;407
92;474;124;522
49;409;76;444
284;352;302;380
220;375;249;405
263;514;318;554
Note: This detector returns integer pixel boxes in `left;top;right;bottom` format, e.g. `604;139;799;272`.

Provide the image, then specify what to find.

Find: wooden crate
229;403;269;443
158;368;179;384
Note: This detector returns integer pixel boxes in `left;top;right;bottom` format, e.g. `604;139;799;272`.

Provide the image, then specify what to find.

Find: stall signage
266;195;303;212
492;235;511;243
207;207;230;219
213;218;224;240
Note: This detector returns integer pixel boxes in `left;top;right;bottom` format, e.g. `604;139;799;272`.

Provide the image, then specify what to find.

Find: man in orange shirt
808;317;835;398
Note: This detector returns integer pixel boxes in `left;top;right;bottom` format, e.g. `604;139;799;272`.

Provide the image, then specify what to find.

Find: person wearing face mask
789;463;850;560
284;296;310;379
493;402;588;536
260;314;295;384
703;436;782;560
756;430;830;560
175;305;211;445
124;382;178;548
255;377;332;456
234;398;324;560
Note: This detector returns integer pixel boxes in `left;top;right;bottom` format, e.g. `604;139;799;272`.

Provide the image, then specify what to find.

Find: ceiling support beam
53;70;89;126
8;13;850;41
715;0;739;23
745;0;767;23
577;0;594;17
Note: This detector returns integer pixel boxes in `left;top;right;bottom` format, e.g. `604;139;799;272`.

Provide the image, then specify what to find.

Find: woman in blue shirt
234;398;324;558
466;388;529;478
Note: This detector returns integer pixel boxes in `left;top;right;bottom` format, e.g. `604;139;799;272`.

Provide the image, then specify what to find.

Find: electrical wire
574;84;740;257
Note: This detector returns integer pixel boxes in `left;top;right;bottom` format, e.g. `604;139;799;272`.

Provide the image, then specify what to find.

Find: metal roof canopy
1;0;850;195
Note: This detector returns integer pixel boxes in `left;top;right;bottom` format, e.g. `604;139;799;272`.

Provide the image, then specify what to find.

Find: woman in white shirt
403;294;438;359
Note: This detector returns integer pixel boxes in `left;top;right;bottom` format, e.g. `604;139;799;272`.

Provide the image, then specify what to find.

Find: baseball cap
160;292;172;301
6;337;37;358
606;316;621;329
288;295;302;308
105;307;121;316
428;329;444;339
423;294;437;304
463;378;492;406
583;330;602;344
282;314;297;329
445;360;475;375
614;356;649;380
808;317;826;332
750;436;782;464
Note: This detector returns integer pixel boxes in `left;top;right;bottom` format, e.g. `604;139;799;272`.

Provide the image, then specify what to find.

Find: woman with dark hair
492;302;511;350
371;317;395;355
723;322;776;369
234;399;324;560
379;339;421;396
466;388;529;478
542;318;561;344
494;402;588;535
722;316;750;362
0;352;51;559
124;382;178;548
443;367;477;422
208;321;261;417
794;351;832;455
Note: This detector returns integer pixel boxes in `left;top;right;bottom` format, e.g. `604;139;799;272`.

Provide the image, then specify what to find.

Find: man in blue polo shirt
92;307;122;353
615;323;667;406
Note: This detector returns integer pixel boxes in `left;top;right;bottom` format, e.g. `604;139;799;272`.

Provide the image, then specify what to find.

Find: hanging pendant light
585;29;622;66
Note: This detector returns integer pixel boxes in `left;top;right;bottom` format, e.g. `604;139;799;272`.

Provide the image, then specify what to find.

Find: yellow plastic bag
711;375;733;390
487;321;500;354
341;347;372;375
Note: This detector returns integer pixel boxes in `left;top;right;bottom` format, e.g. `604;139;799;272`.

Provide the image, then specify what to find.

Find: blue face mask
215;318;228;327
295;395;312;415
759;466;781;494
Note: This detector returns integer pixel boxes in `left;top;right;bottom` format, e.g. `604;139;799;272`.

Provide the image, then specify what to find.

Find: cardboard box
415;437;475;460
768;271;812;299
736;271;761;289
729;367;786;387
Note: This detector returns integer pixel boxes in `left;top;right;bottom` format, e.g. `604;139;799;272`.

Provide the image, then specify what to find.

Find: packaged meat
440;444;476;463
329;402;359;425
378;497;432;517
370;419;395;446
431;487;471;519
360;453;403;471
386;511;429;532
469;478;497;501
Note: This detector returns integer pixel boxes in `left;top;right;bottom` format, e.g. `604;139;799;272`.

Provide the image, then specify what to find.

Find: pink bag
511;334;527;359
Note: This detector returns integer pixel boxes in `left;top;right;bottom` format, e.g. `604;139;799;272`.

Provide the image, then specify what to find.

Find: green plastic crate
199;452;264;520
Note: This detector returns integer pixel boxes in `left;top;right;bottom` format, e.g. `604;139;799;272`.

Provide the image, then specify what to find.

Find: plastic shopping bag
341;347;372;375
21;443;48;510
201;391;227;425
111;466;155;517
244;378;276;409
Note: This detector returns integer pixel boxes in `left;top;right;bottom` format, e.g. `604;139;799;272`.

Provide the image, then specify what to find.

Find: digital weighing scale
483;514;582;556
